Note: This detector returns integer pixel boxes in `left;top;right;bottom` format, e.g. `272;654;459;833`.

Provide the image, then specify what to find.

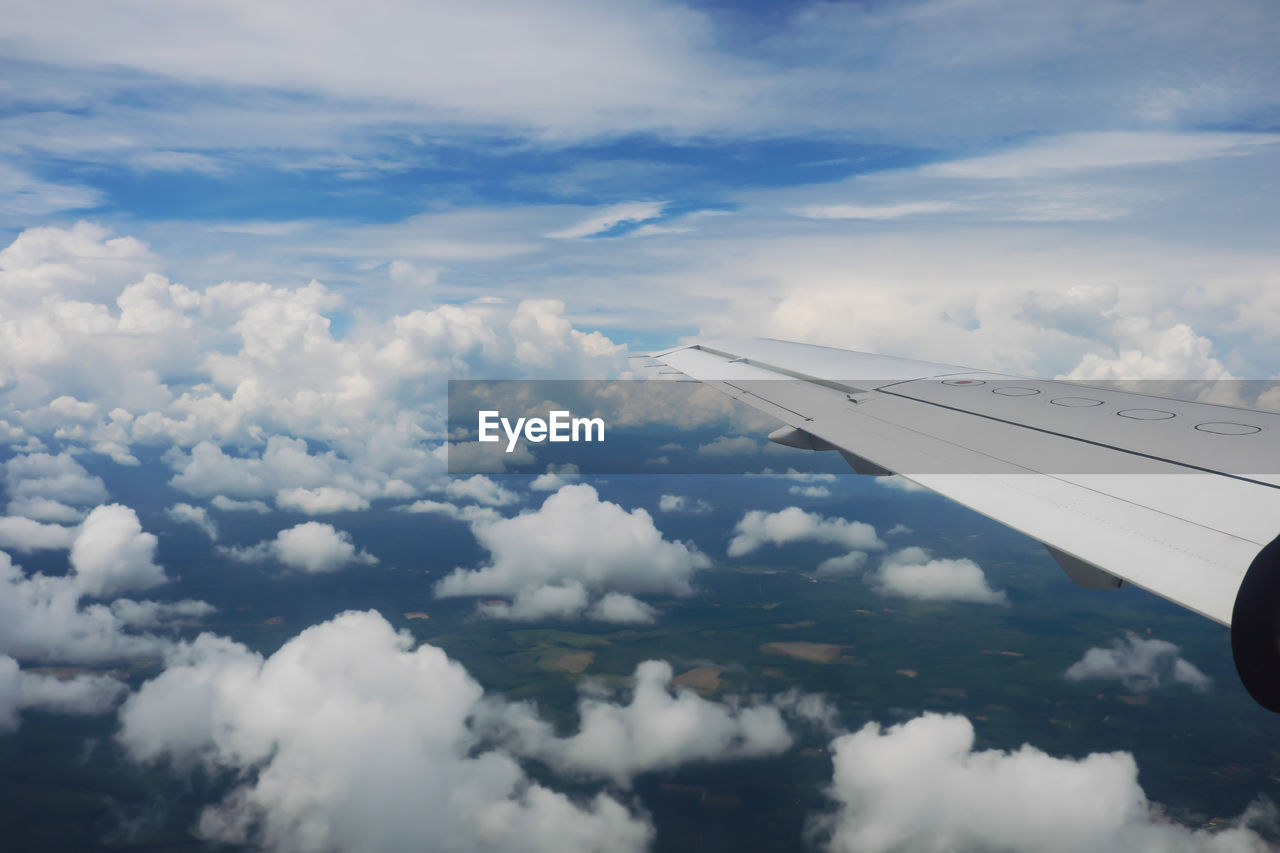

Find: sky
3;1;1280;851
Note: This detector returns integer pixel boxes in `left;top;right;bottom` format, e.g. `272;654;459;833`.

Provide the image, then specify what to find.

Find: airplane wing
647;337;1280;712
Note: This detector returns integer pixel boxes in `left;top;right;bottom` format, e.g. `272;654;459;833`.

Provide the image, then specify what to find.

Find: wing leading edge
650;338;1280;712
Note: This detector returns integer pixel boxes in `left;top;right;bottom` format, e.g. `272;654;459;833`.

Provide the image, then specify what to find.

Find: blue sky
3;0;1279;363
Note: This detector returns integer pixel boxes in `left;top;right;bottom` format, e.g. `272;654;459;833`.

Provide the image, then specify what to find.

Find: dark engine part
1232;534;1280;712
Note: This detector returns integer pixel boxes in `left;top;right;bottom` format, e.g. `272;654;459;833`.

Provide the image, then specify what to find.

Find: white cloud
728;507;883;558
6;0;1278;151
109;598;217;627
479;582;591;622
0;551;201;663
387;259;439;288
816;552;867;576
775;470;836;483
921;132;1280;180
658;494;686;512
789;485;831;498
795;201;957;220
396;499;502;525
436;484;707;622
116;611;653;852
4;452;108;518
657;494;711;513
697;435;760;457
169;438;377;501
0;654;127;733
873;547;1007;605
227;522;378;574
166;502;217;540
809;712;1273;852
1;225;624;512
1061;319;1234;381
1065;635;1211;692
548;201;666;239
529;472;564;491
529;464;578;492
210;495;271;513
275;486;371;515
4;497;83;524
486;659;792;787
441;474;519;507
0;163;102;222
70;504;168;597
0;516;76;552
585;592;657;625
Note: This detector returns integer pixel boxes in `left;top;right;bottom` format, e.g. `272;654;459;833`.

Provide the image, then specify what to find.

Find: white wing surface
649;338;1280;711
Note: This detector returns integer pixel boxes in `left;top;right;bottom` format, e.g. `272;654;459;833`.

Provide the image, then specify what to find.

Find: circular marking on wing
1195;422;1262;435
1117;408;1175;420
1050;397;1104;407
991;386;1040;397
943;379;985;386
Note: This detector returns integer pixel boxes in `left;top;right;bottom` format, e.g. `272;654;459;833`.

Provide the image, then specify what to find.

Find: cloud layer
115;610;817;851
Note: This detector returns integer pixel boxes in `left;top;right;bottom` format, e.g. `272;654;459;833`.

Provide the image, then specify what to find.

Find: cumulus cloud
210;495;270;513
789;485;831;498
585;592;657;625
226;522;377;574
109;598;218;628
1065;635;1211;692
169;438;383;502
0;551;203;663
166;502;217;540
816;552;868;576
0;654;127;733
872;547;1007;604
1;225;624;518
275;486;371;515
808;712;1274;852
657;494;711;513
478;582;592;622
697;435;761;457
117;611;653;852
4;452;107;520
529;464;578;492
69;504;168;597
436;484;707;622
486;660;793;787
779;471;836;483
1062;318;1234;381
657;494;686;512
440;474;519;506
397;499;502;524
0;515;75;552
728;507;883;558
